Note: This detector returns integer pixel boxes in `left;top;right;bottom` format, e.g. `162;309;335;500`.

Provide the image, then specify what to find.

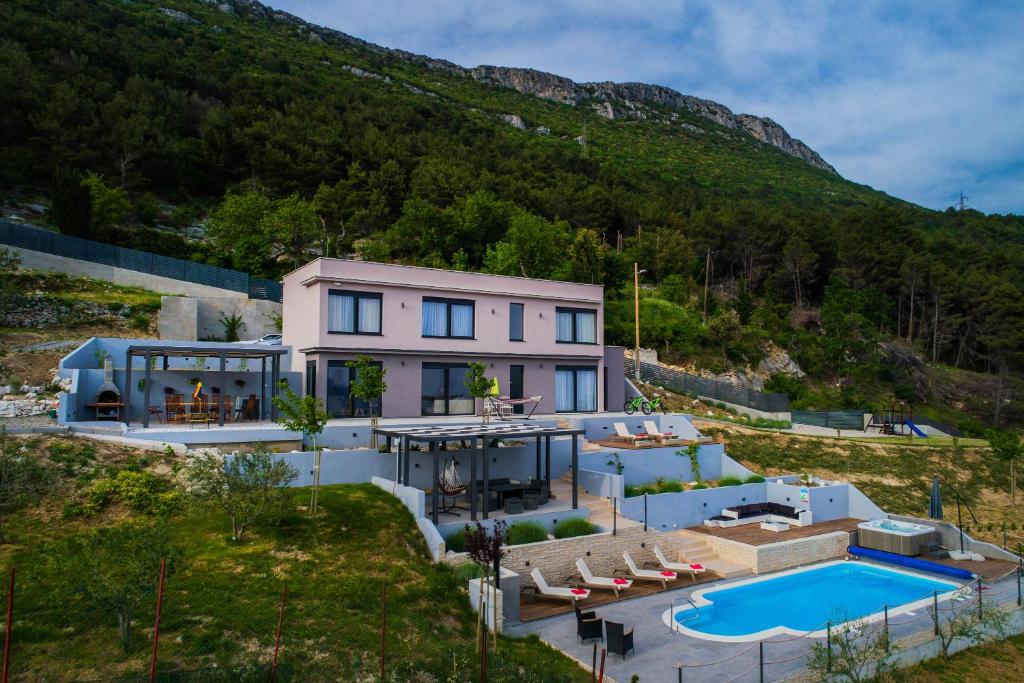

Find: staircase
667;531;749;577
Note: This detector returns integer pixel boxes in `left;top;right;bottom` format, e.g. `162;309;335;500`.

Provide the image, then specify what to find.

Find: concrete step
701;559;748;578
69;424;124;436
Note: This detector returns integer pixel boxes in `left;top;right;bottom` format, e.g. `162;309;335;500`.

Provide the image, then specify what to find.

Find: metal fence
626;358;790;413
790;410;867;431
0;221;282;302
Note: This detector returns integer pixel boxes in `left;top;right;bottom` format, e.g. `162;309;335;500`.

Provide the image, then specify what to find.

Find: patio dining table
489;482;529;505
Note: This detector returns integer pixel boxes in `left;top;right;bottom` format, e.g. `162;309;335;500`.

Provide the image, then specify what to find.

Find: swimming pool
665;561;961;641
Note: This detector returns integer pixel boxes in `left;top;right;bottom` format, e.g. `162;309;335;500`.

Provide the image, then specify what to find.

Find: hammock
438;458;467;515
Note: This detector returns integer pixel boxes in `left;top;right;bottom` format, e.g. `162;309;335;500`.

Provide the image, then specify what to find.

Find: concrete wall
578;468;623;499
696;531;853;574
10;246;248;299
158;296;281;342
436;507;593;538
603;346;625;411
257;450;395;487
619;483;769;531
578;443;730;485
576;413;702;442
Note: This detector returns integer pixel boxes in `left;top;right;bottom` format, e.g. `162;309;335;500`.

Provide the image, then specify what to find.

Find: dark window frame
325;358;383;418
420;362;474;416
327;289;384;336
555;307;598;345
305;360;317;398
421;296;476;339
555;364;599;413
509;302;525;341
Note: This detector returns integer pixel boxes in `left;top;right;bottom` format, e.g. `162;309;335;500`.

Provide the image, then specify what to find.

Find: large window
305;360;316;398
422;297;474;339
555;308;597;344
421;363;474;415
555;366;598;413
326;359;382;417
328;290;382;335
509;303;524;341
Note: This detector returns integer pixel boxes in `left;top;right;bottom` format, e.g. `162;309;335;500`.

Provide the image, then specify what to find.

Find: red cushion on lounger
689;564;704;570
613;578;628;585
635;433;648;438
660;571;675;577
570;588;587;595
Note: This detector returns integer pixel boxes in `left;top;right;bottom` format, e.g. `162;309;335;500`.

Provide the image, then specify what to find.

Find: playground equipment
867;402;928;437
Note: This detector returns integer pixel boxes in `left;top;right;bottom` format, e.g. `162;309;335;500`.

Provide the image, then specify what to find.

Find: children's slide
904;420;928;438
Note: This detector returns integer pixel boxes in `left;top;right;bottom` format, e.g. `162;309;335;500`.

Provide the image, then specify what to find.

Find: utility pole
956;191;969;212
634;262;642;381
702;249;712;323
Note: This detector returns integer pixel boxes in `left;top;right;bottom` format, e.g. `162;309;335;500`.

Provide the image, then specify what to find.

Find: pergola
123;344;288;427
373;422;585;524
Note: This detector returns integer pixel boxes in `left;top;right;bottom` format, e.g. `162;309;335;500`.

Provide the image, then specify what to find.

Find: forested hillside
0;0;1022;430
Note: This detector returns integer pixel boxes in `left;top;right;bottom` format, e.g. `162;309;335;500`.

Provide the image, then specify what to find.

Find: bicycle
623;394;665;415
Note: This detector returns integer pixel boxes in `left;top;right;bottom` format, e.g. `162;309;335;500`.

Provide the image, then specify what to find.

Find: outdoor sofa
705;502;813;528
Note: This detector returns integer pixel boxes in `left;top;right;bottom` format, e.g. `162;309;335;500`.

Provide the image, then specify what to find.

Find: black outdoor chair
574;604;603;643
605;621;635;659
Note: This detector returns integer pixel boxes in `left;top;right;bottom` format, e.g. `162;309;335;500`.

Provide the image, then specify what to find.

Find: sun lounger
623;551;677;588
653;545;706;580
643;420;682;445
613;422;649;444
575;558;633;597
531;568;590;602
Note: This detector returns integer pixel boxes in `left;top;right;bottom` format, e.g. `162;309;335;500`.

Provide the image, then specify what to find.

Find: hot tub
857;519;936;556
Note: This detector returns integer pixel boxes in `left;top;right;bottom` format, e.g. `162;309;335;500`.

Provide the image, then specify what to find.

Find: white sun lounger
575;558;633;597
643;420;683;444
613;422;648;444
623;551;677;588
653;545;707;580
531;568;590;602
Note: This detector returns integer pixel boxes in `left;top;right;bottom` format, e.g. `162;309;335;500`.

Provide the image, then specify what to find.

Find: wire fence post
598;648;606;683
826;621;832;672
612;497;617;536
148;558;167;683
676;663;682;682
591;642;597;682
759;641;764;683
933;591;939;635
643;493;648;532
2;568;14;683
380;583;387;680
1018;566;1022;607
270;586;288;682
883;604;889;648
977;577;983;620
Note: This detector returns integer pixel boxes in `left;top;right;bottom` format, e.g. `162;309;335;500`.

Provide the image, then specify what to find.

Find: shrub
87;470;182;516
552;518;598;539
744;474;765;484
717;475;744;487
505;521;548;545
445;528;467;553
690;482;709;490
658;479;684;493
624;484;656;497
130;314;150;332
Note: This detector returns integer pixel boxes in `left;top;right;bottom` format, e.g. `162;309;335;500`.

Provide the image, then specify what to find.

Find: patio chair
623;551;677;588
164;393;185;424
573;603;604;642
605;621;635;659
220;394;234;422
613;422;648;445
530;568;590;603
643;420;681;445
187;397;212;428
653;545;706;581
575;558;632;598
437;458;467;515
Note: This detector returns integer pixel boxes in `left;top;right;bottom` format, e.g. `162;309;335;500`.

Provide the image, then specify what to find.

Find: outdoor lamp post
633;263;647;381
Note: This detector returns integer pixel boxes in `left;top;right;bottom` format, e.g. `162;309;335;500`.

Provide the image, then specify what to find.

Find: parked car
239;334;282;345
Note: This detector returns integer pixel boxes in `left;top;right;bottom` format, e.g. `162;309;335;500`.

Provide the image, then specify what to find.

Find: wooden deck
688;518;862;546
930;556;1021;581
519;571;722;622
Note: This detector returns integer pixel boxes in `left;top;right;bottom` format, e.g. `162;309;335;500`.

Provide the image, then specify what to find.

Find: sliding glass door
326;360;382;417
421;363;474;416
555;366;598;413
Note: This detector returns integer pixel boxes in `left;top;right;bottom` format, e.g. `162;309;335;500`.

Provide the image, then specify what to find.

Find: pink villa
282;259;624;418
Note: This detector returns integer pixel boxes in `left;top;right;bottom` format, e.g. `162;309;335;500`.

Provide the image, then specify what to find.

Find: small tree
347;355;388;443
807;614;896;683
0;427;52;544
463;361;494;423
464;520;507;652
218;310;246;342
931;586;1009;659
47;520;178;650
185;445;298;541
273;381;328;513
989;430;1022;506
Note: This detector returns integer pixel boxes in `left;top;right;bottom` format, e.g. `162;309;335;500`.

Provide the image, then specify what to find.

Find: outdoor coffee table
489;482;528;506
760;521;790;532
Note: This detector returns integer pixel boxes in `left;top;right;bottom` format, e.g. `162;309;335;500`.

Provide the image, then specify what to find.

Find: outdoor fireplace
93;357;122;420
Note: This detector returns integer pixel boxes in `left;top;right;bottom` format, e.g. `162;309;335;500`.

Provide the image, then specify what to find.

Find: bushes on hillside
717;475;744;487
552;518;598;539
744;474;766;483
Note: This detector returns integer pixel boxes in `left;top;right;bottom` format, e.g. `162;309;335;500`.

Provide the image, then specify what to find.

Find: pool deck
687;517;861;546
506;559;1022;682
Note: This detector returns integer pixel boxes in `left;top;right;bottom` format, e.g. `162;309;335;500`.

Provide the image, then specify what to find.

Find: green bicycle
623;394;665;415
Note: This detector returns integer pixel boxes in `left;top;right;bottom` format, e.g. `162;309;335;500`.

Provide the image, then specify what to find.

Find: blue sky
269;1;1024;214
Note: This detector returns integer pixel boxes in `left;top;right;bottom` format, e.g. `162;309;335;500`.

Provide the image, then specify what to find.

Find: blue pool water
675;563;956;637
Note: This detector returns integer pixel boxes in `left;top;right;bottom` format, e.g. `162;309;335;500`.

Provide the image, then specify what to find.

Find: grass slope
0;436;586;681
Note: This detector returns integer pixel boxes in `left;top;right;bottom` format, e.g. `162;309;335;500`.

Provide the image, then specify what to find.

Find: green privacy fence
626;358;790;412
0;221;282;302
790;410;867;430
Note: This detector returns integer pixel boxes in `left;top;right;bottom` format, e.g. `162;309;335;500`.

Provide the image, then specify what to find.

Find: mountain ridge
237;0;835;173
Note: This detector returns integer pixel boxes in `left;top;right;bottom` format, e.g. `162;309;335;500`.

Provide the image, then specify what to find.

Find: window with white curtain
555;366;598;412
421;298;475;338
328;290;381;334
555;308;597;344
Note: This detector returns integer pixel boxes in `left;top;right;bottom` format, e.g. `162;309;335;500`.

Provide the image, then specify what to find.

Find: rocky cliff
225;0;836;173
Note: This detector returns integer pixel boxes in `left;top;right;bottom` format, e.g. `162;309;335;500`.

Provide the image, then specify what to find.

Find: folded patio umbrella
928;477;943;519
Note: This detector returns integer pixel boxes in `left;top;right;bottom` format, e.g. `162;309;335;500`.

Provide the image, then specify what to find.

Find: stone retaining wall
698;530;853;574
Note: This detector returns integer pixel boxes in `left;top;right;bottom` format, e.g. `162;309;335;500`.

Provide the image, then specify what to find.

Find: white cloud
268;0;1024;213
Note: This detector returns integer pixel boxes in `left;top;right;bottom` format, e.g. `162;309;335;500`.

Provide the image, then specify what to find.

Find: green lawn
2;481;587;681
894;633;1024;682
